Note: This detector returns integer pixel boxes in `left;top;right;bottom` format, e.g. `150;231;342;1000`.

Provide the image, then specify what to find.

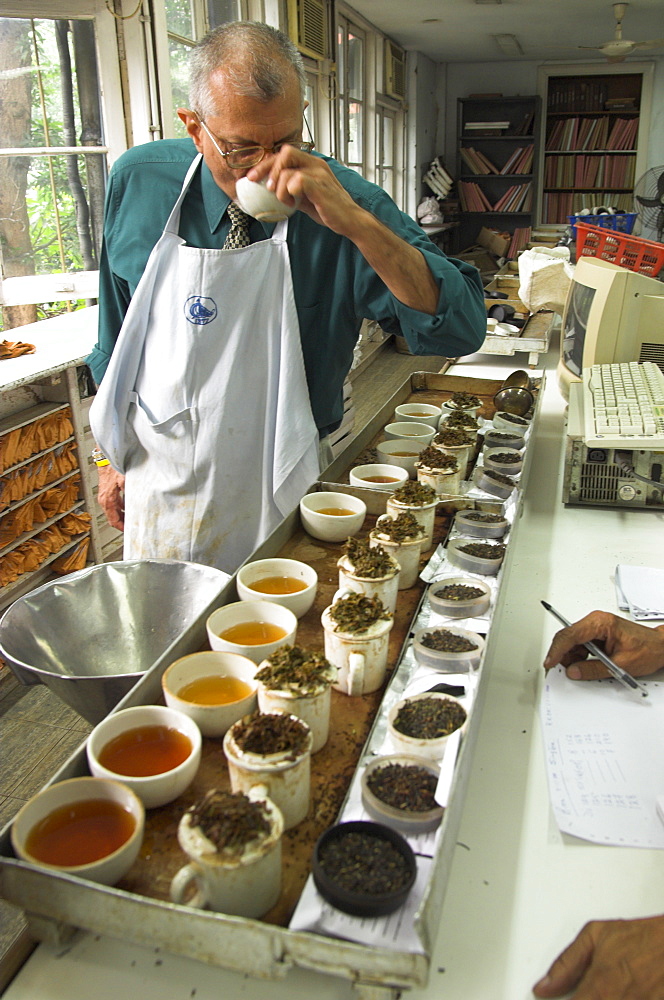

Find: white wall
406;51;439;217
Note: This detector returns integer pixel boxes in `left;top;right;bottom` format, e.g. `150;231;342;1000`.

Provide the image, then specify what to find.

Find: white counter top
5;340;664;1000
0;307;97;391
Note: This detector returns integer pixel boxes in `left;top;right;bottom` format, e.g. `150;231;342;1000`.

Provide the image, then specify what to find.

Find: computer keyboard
582;361;664;448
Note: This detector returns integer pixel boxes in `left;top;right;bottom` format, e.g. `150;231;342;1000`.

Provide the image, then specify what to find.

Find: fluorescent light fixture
492;33;524;55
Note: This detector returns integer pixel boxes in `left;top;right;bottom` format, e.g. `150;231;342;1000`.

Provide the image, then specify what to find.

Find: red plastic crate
576;222;664;278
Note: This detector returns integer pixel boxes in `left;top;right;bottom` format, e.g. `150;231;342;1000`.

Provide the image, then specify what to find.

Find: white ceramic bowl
206;600;297;663
360;754;444;834
387;692;467;760
384;422;435;446
427;576;492;618
11;776;145;886
299;491;366;542
375;439;422;478
161;650;258;738
236;557;318;618
349;464;409;492
87;704;202;809
393;403;441;428
412;625;485;671
234;177;299;222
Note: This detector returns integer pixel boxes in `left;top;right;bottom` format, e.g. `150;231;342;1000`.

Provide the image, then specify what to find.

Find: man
535;610;664;999
88;21;485;573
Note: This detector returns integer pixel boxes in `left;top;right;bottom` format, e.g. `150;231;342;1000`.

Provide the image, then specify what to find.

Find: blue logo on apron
184;295;218;325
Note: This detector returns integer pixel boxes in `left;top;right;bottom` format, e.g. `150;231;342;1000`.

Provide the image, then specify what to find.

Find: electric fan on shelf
633;167;664;243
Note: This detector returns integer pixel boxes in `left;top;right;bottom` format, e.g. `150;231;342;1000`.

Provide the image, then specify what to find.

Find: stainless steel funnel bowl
492;386;534;417
0;560;229;724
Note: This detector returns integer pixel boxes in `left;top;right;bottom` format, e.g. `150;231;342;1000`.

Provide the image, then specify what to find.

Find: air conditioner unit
385;40;406;100
288;0;328;61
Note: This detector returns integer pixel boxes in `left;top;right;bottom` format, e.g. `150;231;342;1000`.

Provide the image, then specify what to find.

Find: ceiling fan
578;3;664;62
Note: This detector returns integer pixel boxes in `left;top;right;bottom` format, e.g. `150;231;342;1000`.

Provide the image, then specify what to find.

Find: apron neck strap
273;218;289;240
163;155;291;242
163;154;203;235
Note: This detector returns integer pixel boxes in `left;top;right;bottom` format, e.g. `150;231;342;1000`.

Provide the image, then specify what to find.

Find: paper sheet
540;665;664;848
289;856;433;950
615;564;664;620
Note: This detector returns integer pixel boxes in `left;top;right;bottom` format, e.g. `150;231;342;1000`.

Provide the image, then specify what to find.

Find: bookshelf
541;72;642;225
456;95;541;253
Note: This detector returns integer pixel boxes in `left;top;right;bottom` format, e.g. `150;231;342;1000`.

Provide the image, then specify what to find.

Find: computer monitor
557;256;664;400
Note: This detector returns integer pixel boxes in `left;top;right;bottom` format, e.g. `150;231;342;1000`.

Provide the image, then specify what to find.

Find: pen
541;600;649;699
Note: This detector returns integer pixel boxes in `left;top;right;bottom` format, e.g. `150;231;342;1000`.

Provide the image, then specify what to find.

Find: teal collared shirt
88;139;485;435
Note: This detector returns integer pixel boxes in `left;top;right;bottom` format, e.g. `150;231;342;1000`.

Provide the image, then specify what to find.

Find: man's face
179;69;304;201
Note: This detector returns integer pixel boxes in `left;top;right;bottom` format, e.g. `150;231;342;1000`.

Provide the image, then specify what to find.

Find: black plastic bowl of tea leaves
312;820;417;917
361;754;444;835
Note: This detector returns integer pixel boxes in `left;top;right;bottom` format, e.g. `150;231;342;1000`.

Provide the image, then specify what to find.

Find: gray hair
189;21;307;117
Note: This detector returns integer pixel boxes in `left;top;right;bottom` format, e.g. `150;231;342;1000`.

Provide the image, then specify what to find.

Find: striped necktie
224;202;251;249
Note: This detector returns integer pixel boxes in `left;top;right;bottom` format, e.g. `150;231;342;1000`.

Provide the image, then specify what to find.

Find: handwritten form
540;666;664;848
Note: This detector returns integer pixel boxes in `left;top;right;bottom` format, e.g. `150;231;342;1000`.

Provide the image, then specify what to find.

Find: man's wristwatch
91;447;110;468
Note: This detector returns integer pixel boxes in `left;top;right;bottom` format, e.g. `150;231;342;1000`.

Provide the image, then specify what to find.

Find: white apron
90;155;320;573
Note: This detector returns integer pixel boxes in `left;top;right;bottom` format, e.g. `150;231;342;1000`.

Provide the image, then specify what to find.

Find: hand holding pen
541;604;664;698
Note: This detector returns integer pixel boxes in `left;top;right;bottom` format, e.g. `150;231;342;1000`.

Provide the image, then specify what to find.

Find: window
376;105;395;198
336;14;365;174
164;0;199;137
163;0;256;137
0;14;110;329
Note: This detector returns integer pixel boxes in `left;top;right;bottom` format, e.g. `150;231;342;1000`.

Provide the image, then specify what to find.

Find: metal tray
0;372;543;998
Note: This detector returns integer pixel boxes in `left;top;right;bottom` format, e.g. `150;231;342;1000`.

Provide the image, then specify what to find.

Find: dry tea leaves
487;431;520;442
343;537;395;578
434;583;486;601
256;645;335;694
329;592;392;633
497;411;528;425
458;541;506;560
375;511;424;542
232;712;309;757
420;628;478;652
448;392;481;409
393;697;466;740
392;482;437;506
416;446;458;471
366;763;438;812
483;469;515;486
489;451;521;463
318;830;412;894
461;511;505;523
434;427;473;446
446;411;479;430
188;789;271;852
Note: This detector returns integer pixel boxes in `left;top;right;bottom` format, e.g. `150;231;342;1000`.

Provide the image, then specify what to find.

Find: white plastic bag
518;246;574;313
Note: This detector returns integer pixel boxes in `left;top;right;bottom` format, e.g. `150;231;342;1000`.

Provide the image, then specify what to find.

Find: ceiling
345;0;664;65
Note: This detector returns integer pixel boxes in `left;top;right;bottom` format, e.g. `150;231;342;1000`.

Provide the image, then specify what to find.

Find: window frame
335;10;367;175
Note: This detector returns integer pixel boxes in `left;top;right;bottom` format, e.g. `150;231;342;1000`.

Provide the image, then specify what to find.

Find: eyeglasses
194;114;315;170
